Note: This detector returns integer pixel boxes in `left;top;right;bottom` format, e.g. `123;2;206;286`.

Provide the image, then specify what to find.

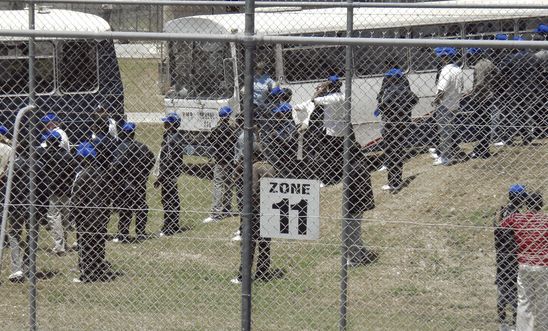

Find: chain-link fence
0;0;547;330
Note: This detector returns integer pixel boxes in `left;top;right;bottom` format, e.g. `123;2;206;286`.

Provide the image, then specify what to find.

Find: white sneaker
428;148;436;153
202;216;219;224
230;277;242;284
381;184;394;191
494;141;506;147
231;234;241;242
430;152;439;159
112;238;120;243
378;165;387;172
72;277;82;283
433;157;446;166
8;270;24;282
319;182;326;188
233;229;241;236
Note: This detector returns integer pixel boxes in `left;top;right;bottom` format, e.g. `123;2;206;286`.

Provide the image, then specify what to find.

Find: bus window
58;40;99;93
168;41;232;99
465;21;500;37
354;29;408;77
0;41;54;95
410;26;442;72
282;45;345;82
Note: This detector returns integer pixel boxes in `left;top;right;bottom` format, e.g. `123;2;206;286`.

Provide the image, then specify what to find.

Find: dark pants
238;214;271;279
161;179;180;234
472;98;493;157
383;124;407;188
497;282;518;324
498;97;534;145
76;210;109;281
118;191;148;237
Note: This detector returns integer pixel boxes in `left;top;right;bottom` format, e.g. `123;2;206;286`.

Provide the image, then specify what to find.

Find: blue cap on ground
75;141;97;158
534;24;548;34
161;112;181;123
466;47;484;55
0;125;8;136
40;113;60;123
328;75;340;83
122;122;136;133
512;36;525;41
434;47;457;57
509;184;526;194
272;103;292;114
41;130;61;142
384;68;404;78
218;106;233;118
495;34;509;40
270;86;284;96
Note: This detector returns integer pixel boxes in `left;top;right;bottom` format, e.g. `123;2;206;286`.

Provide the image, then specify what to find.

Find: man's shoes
347;250;378;267
433;157;456;166
136;233;150;242
494;141;512;147
8;271;25;283
202;216;220;224
112;235;130;244
381;184;397;191
377;165;387;172
254;268;285;282
231;234;241;241
230;276;242;284
469;152;491;159
428;148;439;159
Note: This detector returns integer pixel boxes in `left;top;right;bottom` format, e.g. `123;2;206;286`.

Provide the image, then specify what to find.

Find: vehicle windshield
168;41;233;99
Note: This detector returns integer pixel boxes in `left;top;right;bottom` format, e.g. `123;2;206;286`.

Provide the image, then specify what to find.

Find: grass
118;58;164;114
0;126;546;329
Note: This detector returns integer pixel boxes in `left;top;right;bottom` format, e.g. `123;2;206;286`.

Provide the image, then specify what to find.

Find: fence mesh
0;1;547;330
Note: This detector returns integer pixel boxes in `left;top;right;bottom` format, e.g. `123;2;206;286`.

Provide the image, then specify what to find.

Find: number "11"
271;199;308;235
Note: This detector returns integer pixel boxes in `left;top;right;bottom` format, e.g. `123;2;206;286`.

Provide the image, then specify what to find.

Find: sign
260;178;320;240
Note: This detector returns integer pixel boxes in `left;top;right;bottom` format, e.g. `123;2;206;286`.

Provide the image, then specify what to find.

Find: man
231;159;283;284
94;103;118;138
431;47;464;166
494;37;541;146
112;122;155;242
71;142;116;283
39;131;77;256
253;61;276;110
501;192;547;330
264;103;298;178
466;47;498;159
154;112;185;236
7;144;49;282
40;113;70;152
493;184;525;329
203;107;237;224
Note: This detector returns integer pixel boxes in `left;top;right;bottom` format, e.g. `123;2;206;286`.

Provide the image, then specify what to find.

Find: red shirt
501;212;548;267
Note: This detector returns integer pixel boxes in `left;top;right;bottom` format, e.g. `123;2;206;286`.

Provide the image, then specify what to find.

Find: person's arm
313;93;343;106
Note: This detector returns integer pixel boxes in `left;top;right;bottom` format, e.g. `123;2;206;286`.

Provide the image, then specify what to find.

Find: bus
162;0;547;154
0;8;124;142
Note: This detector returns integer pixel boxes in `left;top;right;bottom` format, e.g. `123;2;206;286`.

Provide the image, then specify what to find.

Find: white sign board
260;178;320;240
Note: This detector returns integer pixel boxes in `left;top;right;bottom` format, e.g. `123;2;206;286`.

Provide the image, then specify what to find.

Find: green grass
119;58;164;114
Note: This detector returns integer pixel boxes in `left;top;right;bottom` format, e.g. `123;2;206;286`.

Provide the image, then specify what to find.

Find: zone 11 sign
260;178;320;240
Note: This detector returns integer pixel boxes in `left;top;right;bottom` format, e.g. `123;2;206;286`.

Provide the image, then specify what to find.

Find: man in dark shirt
154;113;185;236
112;122;155;242
203;107;237;224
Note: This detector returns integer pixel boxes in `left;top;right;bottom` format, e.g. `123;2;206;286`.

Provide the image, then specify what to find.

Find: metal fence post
340;0;354;330
241;0;256;330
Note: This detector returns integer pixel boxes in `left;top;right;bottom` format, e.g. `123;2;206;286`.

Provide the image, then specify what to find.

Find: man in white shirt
431;47;464;166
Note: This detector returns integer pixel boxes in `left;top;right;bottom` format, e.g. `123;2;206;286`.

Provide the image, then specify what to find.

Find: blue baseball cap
0;125;8;136
512;36;525;41
218;106;233;118
509;184;526;194
41;130;61;142
328;75;340;83
270;86;284;96
434;47;457;57
533;24;548;34
161;112;181;124
75;141;97;158
40;113;60;123
272;103;292;114
384;68;404;78
122;122;136;133
495;34;509;40
466;48;484;55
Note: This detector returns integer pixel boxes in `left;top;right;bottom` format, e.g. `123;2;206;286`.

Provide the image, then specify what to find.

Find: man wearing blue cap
253;61;276;110
493;184;526;329
38;130;77;256
155;112;185;236
376;62;417;191
112;122;155;242
431;47;464;166
264;102;298;178
40;112;70;152
465;47;497;159
203;107;237;224
71;142;117;282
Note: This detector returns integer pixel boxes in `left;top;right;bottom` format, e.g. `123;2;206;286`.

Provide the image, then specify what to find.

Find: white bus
0;8;124;141
162;0;547;153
